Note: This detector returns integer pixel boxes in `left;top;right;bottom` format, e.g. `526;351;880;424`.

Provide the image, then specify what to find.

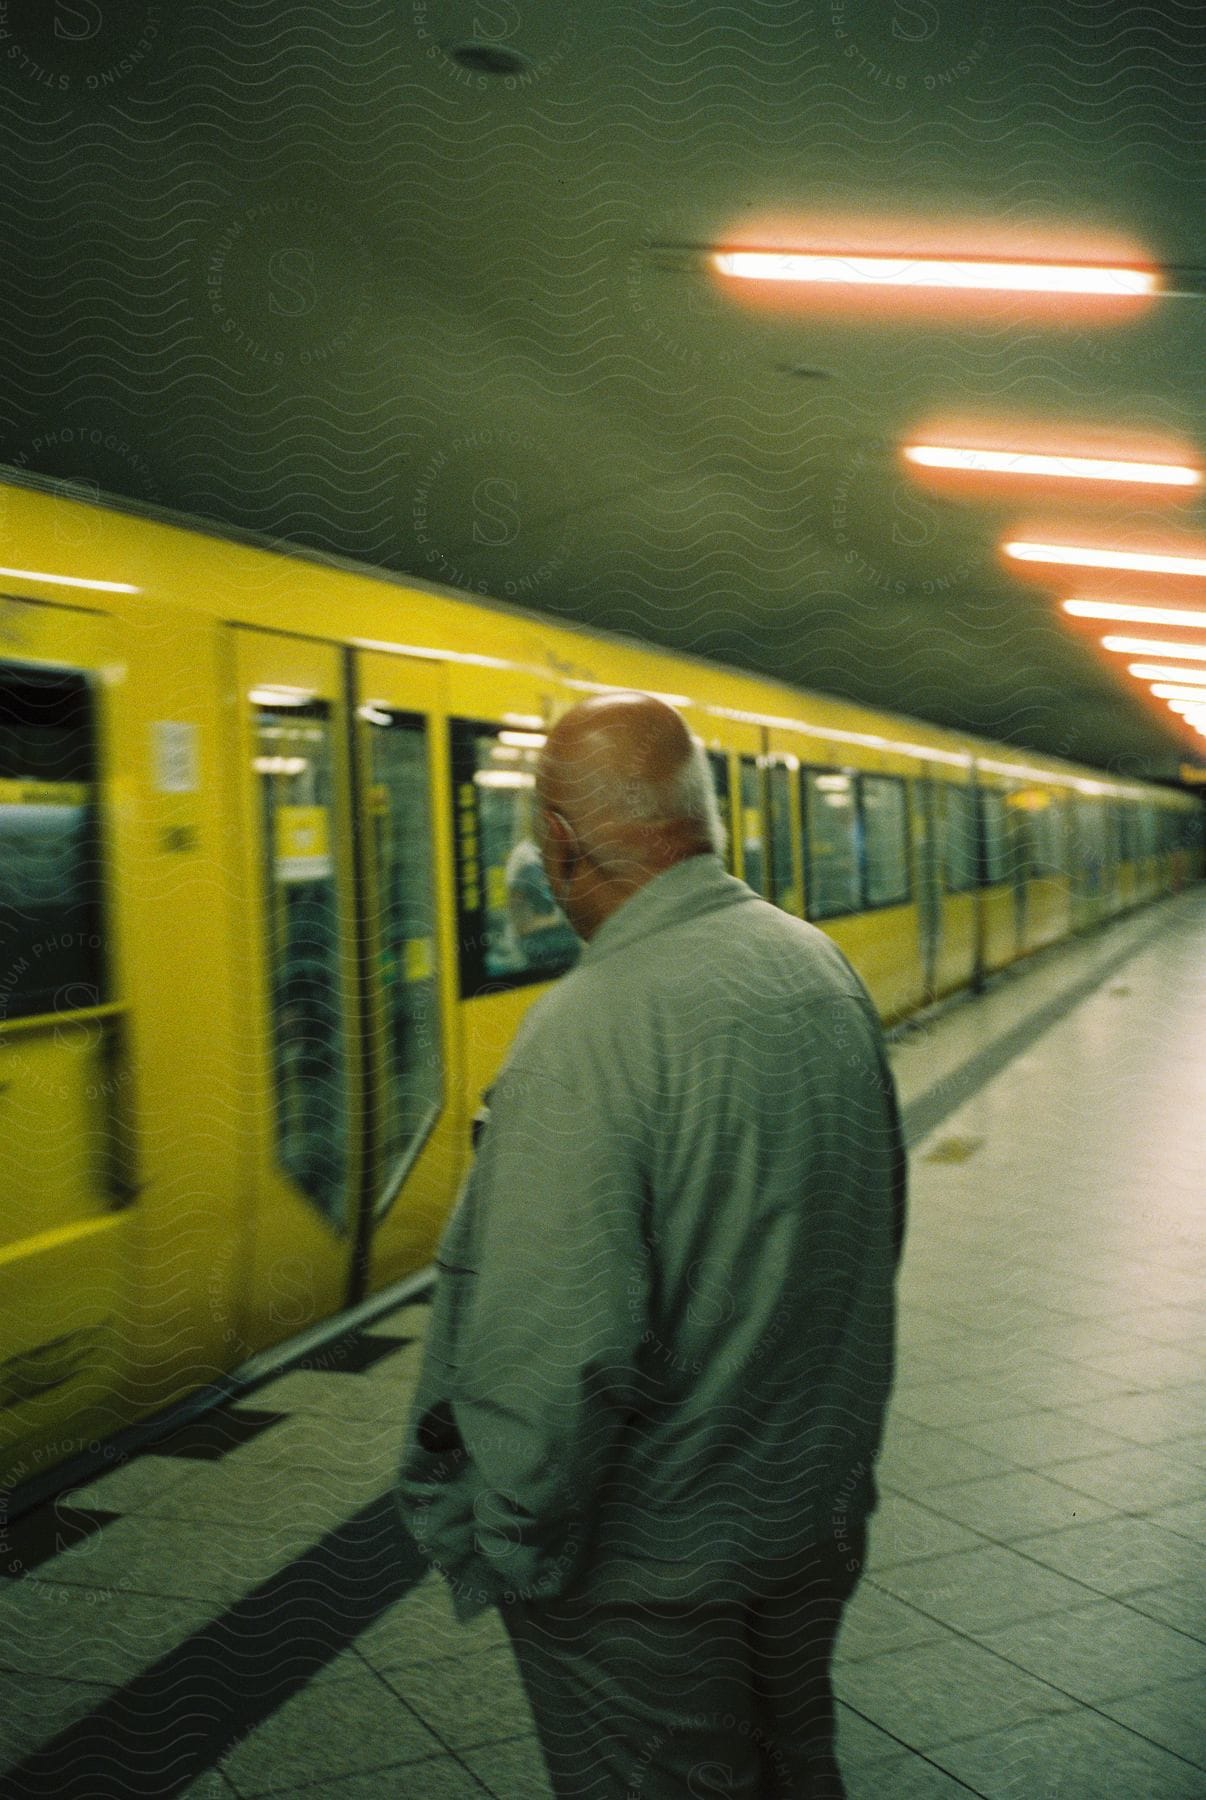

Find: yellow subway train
0;473;1200;1506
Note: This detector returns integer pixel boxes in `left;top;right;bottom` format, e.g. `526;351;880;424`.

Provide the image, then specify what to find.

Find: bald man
397;693;907;1800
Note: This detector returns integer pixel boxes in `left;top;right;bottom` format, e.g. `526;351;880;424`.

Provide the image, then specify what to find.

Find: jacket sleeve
396;1055;649;1618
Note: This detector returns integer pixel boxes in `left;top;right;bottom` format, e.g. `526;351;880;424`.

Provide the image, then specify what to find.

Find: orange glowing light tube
1006;543;1206;577
1062;600;1206;629
905;446;1198;486
1101;636;1206;661
713;253;1156;296
1127;663;1206;684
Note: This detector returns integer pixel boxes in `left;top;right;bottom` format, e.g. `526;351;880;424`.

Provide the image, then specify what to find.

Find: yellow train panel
820;907;924;1023
981;886;1018;973
932;893;978;1000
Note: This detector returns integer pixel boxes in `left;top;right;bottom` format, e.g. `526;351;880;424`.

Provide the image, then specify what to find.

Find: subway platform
1;891;1203;1800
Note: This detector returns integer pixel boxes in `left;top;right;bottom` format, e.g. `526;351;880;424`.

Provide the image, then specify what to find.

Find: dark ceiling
2;1;1204;779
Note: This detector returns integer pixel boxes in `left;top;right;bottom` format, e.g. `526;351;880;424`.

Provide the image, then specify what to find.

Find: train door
764;753;803;916
231;630;364;1343
1071;796;1106;931
1007;795;1030;955
978;786;1015;972
1116;803;1136;908
352;648;461;1291
705;748;735;872
688;710;762;881
1105;803;1124;910
912;776;941;1000
0;600;140;1485
737;754;771;896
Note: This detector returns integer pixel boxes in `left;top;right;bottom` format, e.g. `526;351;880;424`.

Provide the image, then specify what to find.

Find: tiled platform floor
1;892;1203;1797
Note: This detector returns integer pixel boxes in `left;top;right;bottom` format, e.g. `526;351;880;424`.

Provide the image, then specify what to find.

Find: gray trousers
500;1530;866;1800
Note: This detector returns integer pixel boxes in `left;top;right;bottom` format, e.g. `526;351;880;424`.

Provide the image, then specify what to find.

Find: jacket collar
579;853;754;968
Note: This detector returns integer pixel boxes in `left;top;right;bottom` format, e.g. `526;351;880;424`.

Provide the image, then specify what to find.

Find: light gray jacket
396;854;906;1619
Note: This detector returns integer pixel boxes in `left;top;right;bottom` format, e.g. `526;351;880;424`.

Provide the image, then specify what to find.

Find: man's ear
539;806;578;894
543;807;573;844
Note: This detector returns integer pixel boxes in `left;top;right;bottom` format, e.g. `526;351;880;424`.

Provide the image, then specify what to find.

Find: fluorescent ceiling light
906;447;1198;485
474;769;535;788
253;756;308;775
1127;663;1206;684
498;729;546;748
1006;542;1206;576
0;563;140;593
248;686;316;706
1149;683;1206;701
1101;636;1206;660
1062;599;1206;628
713;253;1155;295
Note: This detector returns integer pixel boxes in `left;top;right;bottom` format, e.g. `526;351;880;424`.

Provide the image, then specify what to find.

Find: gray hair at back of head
581;733;727;869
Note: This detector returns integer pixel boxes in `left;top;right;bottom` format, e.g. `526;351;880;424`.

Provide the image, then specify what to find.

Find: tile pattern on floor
1;895;1203;1797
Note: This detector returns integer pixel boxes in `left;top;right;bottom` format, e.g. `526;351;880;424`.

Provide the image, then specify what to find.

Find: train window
1073;798;1107;892
766;762;800;913
451;721;579;996
255;700;351;1225
1029;798;1067;877
802;769;861;919
739;757;768;896
1107;803;1125;868
0;664;106;1022
978;790;1010;885
860;775;911;907
707;750;734;870
1007;804;1033;884
939;783;977;892
362;710;441;1202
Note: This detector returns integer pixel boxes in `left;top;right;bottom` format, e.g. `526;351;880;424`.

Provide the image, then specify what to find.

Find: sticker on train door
152;721;199;793
274;805;332;881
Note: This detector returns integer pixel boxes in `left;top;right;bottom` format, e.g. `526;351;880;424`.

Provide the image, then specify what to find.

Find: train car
0;473;1200;1508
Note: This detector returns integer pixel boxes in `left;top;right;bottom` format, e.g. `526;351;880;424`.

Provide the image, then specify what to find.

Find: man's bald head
536;692;725;895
